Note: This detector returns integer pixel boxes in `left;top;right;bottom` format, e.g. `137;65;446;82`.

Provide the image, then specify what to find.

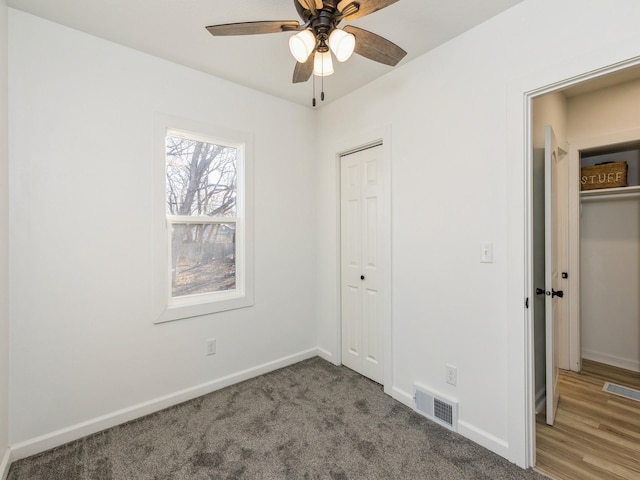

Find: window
166;132;238;299
154;116;253;323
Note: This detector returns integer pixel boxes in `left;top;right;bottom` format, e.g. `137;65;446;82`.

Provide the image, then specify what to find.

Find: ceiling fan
206;0;407;86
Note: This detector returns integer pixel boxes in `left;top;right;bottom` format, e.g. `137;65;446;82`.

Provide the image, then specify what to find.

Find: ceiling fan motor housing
311;12;337;52
295;0;342;22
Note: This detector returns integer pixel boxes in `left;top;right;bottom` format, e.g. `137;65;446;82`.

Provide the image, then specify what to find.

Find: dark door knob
360;275;365;280
536;288;545;295
552;289;564;298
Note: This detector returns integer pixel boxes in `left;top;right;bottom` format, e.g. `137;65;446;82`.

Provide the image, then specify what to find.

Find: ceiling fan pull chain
321;58;325;102
312;73;316;107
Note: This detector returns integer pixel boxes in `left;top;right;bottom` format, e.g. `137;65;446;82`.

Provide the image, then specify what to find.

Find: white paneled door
545;125;568;426
340;145;384;384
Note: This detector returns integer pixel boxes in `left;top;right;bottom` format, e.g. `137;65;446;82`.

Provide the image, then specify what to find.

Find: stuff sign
580;161;627;191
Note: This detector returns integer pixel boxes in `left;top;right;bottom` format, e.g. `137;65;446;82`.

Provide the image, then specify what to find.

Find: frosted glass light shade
329;29;355;62
289;29;316;63
313;51;334;76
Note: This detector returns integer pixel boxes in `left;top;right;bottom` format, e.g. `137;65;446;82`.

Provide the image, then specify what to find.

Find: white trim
392;386;509;459
457;421;510;460
0;448;11;480
10;348;318;461
506;76;534;469
391;386;414;409
316;347;336;365
332;125;393;395
582;349;640;373
568;140;582;373
152;113;255;323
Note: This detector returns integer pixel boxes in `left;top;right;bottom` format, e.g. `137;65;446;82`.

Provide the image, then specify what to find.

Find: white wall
316;0;640;465
568;80;640;372
0;0;11;474
580;197;640;371
8;9;317;450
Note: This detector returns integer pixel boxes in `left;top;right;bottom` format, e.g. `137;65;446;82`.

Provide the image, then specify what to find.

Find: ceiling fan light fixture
289;29;316;63
328;28;356;62
313;50;334;77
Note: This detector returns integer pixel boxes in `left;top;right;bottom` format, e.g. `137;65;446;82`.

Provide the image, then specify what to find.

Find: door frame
334;126;393;396
507;48;640;468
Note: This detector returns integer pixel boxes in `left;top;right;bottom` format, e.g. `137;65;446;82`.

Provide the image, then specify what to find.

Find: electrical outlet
446;364;457;386
206;338;216;356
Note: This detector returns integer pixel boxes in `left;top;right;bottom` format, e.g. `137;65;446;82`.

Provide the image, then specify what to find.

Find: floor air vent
413;384;458;432
603;382;640;402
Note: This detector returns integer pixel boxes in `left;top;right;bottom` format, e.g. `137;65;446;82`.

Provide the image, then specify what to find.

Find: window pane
171;223;236;297
166;135;237;217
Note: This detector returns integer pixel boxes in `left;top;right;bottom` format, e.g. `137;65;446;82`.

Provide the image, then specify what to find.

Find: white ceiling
7;0;526;107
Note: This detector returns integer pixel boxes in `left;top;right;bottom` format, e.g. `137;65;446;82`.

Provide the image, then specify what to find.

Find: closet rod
581;191;640;202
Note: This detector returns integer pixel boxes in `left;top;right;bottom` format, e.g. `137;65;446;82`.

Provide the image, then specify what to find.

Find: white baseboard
457;421;509;459
390;386;414;409
316;347;334;364
0;448;11;480
582;349;640;372
10;348;319;461
391;386;509;460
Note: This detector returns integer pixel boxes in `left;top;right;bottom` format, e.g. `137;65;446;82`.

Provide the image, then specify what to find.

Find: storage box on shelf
580;161;628;191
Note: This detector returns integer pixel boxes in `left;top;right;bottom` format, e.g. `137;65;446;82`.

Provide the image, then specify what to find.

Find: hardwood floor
535;360;640;480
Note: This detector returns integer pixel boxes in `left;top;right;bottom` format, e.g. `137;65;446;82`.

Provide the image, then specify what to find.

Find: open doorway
531;66;640;479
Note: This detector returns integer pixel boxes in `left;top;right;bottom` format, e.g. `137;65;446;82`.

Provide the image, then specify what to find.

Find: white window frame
153;115;254;323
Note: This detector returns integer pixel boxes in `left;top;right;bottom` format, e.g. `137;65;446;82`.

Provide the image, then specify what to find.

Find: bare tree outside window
166;134;238;297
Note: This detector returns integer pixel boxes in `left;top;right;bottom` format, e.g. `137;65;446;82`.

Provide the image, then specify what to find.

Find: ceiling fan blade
338;0;399;21
297;0;324;15
206;20;300;36
292;57;314;83
343;25;406;66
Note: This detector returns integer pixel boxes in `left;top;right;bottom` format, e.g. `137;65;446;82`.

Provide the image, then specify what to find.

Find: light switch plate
480;243;493;263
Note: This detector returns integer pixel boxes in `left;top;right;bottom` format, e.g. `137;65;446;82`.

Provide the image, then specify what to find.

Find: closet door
545;125;568;426
340;145;384;384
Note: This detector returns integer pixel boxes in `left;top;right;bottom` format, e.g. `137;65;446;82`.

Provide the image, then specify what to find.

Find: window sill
154;294;253;324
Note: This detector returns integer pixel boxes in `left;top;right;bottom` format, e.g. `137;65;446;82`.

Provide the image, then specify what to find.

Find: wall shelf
581;184;640;201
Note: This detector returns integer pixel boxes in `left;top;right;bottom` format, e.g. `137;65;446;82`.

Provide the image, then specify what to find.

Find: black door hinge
525;297;529;309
